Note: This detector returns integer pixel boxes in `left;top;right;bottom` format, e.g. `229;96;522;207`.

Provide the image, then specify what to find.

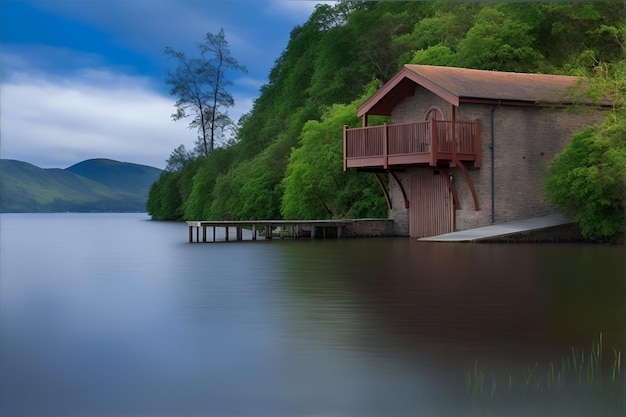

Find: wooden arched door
425;107;443;121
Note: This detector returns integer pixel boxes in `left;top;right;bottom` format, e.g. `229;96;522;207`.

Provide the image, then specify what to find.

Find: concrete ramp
419;214;571;242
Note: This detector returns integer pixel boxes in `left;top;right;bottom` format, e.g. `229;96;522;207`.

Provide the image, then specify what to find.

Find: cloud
1;55;259;170
1;68;200;169
1;1;316;169
2;44;108;78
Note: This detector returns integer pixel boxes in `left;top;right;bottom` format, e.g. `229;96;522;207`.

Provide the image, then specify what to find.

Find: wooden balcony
343;119;481;170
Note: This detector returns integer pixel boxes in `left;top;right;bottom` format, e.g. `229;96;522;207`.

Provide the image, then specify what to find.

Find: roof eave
459;97;612;108
357;66;460;118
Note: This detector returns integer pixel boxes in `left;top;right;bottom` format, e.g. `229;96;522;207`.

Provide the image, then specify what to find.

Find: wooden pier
187;220;354;243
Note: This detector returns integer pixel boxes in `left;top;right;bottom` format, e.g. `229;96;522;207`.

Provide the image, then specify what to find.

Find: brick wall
343;219;395;237
387;85;602;235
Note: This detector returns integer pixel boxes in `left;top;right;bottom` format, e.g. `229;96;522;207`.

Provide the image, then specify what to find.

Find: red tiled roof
358;65;587;117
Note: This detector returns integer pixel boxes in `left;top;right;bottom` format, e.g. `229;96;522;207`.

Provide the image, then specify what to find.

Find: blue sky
1;0;332;169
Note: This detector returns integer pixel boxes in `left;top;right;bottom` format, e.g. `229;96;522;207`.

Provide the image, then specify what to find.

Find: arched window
425;106;444;121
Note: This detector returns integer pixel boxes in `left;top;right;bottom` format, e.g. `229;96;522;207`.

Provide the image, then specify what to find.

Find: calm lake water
0;213;623;417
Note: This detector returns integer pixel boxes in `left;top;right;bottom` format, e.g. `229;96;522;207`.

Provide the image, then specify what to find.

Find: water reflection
272;239;624;415
275;239;623;351
1;215;623;417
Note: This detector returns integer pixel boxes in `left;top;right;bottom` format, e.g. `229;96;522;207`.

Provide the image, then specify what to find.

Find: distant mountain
66;159;162;197
0;159;162;213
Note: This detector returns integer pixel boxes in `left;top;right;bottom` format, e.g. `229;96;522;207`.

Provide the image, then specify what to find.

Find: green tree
536;2;625;74
409;44;456;66
307;23;361;106
455;5;544;72
351;1;431;82
146;156;203;220
183;147;235;220
165;144;196;172
545;115;625;239
545;62;625;239
234;19;322;162
281;86;387;220
395;2;483;66
165;28;246;157
233;136;294;220
146;171;183;220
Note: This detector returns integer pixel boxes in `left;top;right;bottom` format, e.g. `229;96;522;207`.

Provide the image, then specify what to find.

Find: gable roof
358;65;586;117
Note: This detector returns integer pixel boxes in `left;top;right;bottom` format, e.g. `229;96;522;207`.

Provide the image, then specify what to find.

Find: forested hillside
147;2;624;233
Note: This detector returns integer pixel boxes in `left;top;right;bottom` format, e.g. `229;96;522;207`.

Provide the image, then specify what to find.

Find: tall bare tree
165;28;246;157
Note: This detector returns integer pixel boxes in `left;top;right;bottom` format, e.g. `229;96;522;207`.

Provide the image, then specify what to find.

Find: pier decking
187;220;354;243
185;216;573;243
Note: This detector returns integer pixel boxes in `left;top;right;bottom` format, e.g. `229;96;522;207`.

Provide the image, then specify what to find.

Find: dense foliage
281;84;388;219
147;1;624;233
545;114;625;238
545;62;626;239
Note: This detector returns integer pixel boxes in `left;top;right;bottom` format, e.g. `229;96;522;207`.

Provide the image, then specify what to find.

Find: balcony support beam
456;160;479;211
373;172;392;210
388;170;409;209
436;167;460;210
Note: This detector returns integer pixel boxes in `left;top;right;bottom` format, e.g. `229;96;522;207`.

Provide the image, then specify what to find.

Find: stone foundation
343;219;395;238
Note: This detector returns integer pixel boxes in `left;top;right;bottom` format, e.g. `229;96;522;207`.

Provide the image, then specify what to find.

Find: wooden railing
343;119;480;169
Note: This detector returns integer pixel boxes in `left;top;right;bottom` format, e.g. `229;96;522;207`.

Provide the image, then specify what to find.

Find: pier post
187;220;351;243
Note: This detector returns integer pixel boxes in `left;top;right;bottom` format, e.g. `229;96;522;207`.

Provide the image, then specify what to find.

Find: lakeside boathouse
343;65;608;239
